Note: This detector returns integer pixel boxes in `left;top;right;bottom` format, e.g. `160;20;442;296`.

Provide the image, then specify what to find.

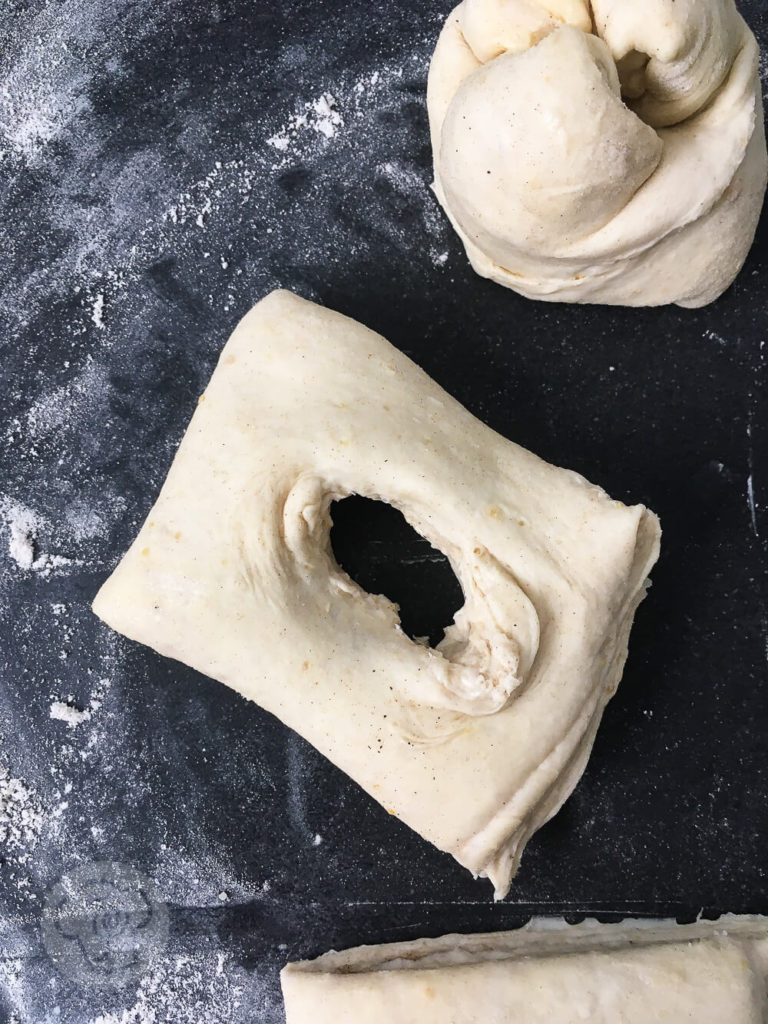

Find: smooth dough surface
282;917;768;1024
428;0;768;307
93;290;660;897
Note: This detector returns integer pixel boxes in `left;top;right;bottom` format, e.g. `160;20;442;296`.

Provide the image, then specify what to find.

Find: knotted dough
93;290;660;898
281;917;768;1024
428;0;768;307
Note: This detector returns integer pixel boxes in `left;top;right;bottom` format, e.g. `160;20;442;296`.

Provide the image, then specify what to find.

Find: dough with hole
93;289;660;897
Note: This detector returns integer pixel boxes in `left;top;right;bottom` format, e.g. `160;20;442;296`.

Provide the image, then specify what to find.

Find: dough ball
428;0;768;307
439;26;662;263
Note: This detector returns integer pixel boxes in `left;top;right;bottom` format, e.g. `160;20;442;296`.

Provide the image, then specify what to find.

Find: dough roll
282;917;768;1024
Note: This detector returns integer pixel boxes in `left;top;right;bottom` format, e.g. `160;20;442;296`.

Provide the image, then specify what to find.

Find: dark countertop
1;1;767;1020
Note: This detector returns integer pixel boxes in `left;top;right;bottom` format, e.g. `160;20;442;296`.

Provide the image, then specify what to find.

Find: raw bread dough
92;290;660;897
281;917;768;1023
428;0;768;307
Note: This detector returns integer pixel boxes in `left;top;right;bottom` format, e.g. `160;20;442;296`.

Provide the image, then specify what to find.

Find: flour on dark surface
1;0;768;1022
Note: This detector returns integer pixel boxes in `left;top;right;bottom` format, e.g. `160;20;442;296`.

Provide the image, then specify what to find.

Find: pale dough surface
93;290;660;897
282;917;768;1024
428;0;768;307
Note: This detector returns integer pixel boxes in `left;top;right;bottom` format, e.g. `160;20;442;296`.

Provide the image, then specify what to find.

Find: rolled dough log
282;917;768;1024
93;290;660;897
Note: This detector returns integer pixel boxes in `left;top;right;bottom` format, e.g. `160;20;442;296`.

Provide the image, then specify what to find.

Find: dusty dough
428;0;768;307
93;290;660;897
281;916;768;1024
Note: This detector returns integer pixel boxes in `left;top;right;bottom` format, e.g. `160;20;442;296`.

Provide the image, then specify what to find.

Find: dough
281;917;768;1023
92;290;660;898
428;0;768;307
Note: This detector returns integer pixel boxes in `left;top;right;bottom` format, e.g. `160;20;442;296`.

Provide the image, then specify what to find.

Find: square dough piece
93;289;660;897
281;917;768;1024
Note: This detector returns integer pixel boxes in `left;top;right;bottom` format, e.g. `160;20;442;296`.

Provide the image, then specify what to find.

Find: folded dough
281;917;768;1024
428;0;768;307
92;289;660;897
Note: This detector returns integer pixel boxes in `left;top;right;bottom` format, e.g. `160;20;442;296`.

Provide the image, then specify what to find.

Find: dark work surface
0;0;767;1020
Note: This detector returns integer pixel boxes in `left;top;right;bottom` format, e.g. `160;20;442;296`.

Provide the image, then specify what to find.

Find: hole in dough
615;48;651;102
329;495;464;650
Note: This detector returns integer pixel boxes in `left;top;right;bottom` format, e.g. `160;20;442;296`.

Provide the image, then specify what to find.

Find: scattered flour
25;361;109;441
0;770;45;861
0;0;163;165
1;498;84;576
91;293;106;329
267;91;344;156
377;160;450;267
34;553;80;577
0;939;276;1024
151;845;268;910
49;700;91;729
703;328;728;346
86;949;270;1024
0;955;29;1024
5;503;37;571
49;677;111;730
2;53;443;362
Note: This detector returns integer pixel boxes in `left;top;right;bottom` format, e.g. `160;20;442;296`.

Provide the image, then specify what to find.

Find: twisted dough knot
428;0;768;307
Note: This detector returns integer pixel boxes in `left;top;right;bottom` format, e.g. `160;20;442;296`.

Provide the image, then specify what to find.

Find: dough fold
428;0;768;307
92;290;660;897
281;917;768;1024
